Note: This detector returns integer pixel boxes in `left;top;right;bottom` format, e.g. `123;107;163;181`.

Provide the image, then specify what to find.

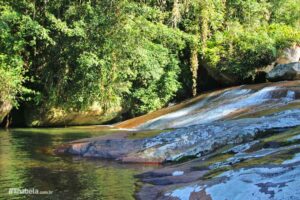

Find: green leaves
270;0;300;26
198;0;299;80
1;0;299;123
0;5;50;106
205;22;300;79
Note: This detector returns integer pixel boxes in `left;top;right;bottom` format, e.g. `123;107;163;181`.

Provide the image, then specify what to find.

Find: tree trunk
172;0;181;28
200;9;209;50
5;114;11;129
190;47;199;96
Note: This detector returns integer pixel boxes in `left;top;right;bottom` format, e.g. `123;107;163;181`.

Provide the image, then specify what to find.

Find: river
0;127;160;200
2;81;300;200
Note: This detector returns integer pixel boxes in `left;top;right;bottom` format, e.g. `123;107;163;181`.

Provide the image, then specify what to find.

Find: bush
204;23;300;79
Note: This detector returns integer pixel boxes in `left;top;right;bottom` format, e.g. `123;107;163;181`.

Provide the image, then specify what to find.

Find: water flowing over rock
159;163;300;200
57;109;300;164
119;81;300;130
56;81;300;200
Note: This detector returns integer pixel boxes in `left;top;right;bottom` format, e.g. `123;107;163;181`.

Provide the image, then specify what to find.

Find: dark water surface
0;127;160;200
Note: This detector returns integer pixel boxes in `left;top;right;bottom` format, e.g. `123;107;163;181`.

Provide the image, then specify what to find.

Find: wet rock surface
57;109;300;164
116;81;300;129
56;81;300;199
137;126;300;200
128;81;300;130
156;163;300;200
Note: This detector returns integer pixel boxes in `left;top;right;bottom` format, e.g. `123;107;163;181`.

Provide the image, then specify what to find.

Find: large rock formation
119;81;300;130
56;109;300;163
276;45;300;64
140;160;300;200
23;103;122;127
0;101;12;124
267;62;300;81
56;81;300;162
137;126;300;200
55;80;300;200
205;46;300;85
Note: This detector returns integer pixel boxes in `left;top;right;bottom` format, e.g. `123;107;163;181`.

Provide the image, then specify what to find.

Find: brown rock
0;100;12;124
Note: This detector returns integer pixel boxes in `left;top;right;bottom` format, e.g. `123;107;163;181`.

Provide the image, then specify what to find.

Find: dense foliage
0;0;299;122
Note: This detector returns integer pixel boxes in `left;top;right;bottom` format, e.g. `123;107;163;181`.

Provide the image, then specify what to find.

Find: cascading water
56;81;300;200
137;85;299;129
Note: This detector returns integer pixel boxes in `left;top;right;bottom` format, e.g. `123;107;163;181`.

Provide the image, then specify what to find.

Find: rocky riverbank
137;125;300;199
57;109;300;164
56;80;300;199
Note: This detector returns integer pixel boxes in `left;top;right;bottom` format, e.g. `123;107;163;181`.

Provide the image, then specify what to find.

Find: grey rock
137;130;300;200
267;62;300;81
60;109;300;163
161;162;300;200
128;109;300;162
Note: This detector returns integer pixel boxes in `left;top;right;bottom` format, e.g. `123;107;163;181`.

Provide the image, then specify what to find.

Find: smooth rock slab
161;162;300;200
58;109;300;163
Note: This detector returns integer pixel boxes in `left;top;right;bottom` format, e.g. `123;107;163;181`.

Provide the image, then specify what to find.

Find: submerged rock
267;62;300;81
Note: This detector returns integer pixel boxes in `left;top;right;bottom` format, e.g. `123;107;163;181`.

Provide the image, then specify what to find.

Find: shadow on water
0;127;161;200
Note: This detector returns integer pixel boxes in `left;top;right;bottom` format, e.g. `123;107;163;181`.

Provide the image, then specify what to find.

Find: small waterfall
138;85;298;129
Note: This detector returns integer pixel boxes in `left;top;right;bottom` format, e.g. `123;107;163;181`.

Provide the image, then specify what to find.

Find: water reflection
0;127;160;200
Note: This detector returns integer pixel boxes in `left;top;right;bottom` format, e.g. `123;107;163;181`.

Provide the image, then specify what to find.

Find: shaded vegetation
0;0;299;125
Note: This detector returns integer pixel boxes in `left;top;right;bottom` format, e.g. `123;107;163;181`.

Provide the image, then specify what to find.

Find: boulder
276;45;300;64
23;102;122;127
0;101;12;124
253;46;300;83
267;62;300;81
204;64;240;86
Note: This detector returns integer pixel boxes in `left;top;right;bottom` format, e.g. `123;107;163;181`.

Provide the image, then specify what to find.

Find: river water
0;127;160;200
2;81;300;200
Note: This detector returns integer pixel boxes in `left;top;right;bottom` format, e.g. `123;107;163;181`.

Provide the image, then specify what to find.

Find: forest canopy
0;0;299;125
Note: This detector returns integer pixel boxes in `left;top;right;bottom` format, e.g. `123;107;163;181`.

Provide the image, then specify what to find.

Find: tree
1;0;299;125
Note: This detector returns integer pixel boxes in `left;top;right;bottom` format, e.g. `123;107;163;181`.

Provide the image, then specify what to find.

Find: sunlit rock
172;171;184;176
58;109;300;164
135;84;300;129
276;46;300;64
0;100;12;124
23;102;123;127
